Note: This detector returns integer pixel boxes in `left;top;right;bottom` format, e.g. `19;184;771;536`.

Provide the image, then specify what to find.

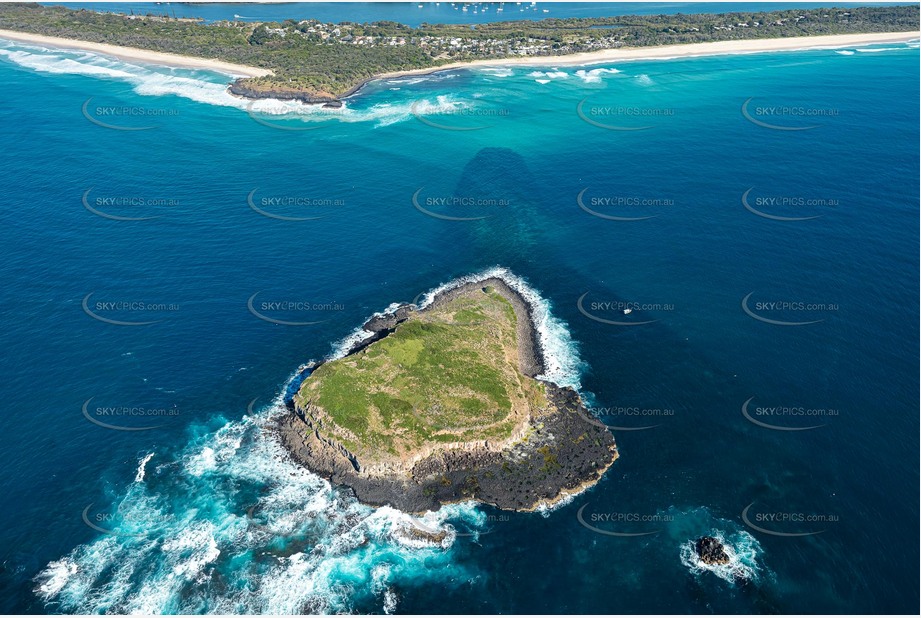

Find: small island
276;276;618;513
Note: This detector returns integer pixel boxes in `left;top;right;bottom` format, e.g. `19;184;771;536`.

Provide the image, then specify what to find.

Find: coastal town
246;10;866;59
1;3;916;102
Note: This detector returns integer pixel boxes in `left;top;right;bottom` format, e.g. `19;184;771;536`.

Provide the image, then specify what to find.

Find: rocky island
276;276;618;513
692;535;754;584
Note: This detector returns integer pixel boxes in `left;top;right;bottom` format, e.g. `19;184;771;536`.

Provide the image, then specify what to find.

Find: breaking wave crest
0;40;471;127
574;67;621;83
664;506;764;586
331;267;585;390
34;395;482;613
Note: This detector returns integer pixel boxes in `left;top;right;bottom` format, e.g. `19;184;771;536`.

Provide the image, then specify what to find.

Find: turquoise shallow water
0;25;917;614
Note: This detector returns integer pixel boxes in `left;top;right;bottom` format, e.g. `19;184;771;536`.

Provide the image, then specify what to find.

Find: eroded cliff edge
275;276;618;513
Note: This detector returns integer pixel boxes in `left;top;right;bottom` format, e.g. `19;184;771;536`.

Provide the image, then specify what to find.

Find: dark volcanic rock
274;276;619;513
362;304;415;334
276;385;616;514
228;80;342;106
696;536;731;565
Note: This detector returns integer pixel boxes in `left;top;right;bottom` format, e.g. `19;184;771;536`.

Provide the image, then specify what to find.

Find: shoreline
0;28;273;78
381;31;917;75
347;31;917;97
348;31;921;99
0;29;915;103
277;273;618;514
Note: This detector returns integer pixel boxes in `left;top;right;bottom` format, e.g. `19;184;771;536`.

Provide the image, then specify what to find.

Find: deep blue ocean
0;7;918;614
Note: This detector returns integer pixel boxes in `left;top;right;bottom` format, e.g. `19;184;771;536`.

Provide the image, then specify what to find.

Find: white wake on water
478;66;514;78
0;40;476;128
34;399;481;613
679;529;762;584
664;506;764;586
855;47;905;53
34;269;587;611
574;67;621;83
134;452;154;483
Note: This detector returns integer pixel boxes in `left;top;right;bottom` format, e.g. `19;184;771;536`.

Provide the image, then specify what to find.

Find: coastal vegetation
2;3;914;101
294;287;544;464
279;279;619;512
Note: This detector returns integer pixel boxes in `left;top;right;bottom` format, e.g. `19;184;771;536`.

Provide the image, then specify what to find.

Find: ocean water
0;30;918;614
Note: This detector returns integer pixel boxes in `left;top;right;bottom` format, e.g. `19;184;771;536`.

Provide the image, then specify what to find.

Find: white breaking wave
535;491;577;517
33;269;585;611
0;40;470;127
37;421;481;612
635;73;654;86
479;67;514;78
328;268;584;391
835;50;855;55
134;452;154;483
855;47;905;53
35;558;78;598
412;267;585;390
0;47;135;78
528;69;569;82
34;396;483;614
574;67;621;83
384;76;431;86
679;529;762;584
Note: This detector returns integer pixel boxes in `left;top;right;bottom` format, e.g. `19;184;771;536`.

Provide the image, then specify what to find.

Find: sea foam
479;67;514;78
678;529;762;584
410;267;584;389
574;67;621;83
34;268;583;611
34;396;482;613
0;40;473;128
664;506;764;586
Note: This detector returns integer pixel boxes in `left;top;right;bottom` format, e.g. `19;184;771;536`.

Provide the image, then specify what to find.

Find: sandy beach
373;31;918;81
0;28;914;96
0;28;273;77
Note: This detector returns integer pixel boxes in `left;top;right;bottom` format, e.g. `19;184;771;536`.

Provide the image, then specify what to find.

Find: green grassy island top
295;287;546;467
278;277;618;512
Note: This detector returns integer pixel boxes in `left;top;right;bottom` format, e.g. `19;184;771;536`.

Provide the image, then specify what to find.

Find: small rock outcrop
695;536;731;565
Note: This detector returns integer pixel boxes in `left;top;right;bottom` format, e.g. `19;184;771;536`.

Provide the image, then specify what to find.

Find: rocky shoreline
225;32;918;110
228;81;345;108
275;276;618;514
227;66;448;108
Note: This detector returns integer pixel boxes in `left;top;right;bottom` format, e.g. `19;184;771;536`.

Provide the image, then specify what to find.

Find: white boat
623;308;632;315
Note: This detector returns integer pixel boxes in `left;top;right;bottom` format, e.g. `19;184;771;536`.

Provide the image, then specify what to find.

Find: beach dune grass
294;289;545;461
0;4;917;101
